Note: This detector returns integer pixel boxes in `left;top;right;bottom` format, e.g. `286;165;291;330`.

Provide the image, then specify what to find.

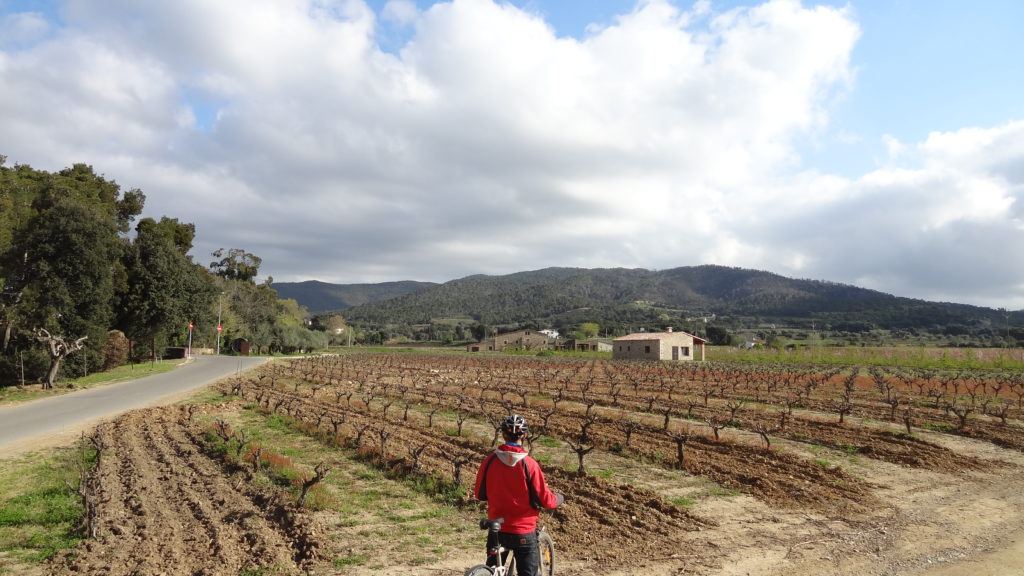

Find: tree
705;325;732;346
226;278;278;352
0;163;143;383
117;217;216;350
324;315;346;333
35;328;87;389
18;198;122;371
209;248;262;282
577;322;600;339
470;323;490;342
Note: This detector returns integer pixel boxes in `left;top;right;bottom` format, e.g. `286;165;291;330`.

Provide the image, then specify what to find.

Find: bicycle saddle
480;518;504;532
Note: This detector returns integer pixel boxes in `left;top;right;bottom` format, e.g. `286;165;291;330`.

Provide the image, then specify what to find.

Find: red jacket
474;444;559;534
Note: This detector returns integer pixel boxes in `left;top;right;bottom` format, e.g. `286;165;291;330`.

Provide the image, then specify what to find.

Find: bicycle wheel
464;564;494;576
537;530;555;576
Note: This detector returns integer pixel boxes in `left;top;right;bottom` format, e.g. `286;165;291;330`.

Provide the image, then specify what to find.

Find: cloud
751;122;1024;308
0;0;1021;309
381;0;419;26
0;10;51;48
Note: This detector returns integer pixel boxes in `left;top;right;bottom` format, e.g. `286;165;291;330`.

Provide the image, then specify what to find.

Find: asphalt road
0;355;269;452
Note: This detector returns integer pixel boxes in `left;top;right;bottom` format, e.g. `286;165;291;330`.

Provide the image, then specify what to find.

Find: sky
1;0;1023;310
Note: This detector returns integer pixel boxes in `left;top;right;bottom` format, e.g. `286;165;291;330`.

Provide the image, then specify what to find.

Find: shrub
101;330;130;371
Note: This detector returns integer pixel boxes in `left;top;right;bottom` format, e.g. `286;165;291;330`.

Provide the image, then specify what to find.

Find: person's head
501;414;528;443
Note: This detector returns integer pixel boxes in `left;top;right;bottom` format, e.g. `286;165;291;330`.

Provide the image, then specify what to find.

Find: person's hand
554;493;565;507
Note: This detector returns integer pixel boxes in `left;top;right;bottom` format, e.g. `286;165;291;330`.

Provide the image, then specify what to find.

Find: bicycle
464;517;555;576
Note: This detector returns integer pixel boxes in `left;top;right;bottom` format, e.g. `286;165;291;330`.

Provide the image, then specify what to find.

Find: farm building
562;338;613;352
612;328;706;361
466;329;555;352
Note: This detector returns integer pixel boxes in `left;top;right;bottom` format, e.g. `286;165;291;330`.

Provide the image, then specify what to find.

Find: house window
682;346;690;356
644;345;651;354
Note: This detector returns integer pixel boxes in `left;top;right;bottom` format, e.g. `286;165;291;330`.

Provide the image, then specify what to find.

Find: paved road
0;355;268;453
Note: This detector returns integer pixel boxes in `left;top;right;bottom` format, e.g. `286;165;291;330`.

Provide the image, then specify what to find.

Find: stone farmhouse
612;328;706;361
466;329;555;352
562;338;613;353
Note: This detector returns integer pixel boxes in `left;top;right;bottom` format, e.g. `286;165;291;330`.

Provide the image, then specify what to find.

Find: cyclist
474;414;563;576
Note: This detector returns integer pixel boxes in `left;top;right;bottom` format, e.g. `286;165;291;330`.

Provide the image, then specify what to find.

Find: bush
101;330;130;370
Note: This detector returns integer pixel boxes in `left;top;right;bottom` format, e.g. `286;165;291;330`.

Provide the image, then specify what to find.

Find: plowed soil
21;353;1024;576
48;406;324;576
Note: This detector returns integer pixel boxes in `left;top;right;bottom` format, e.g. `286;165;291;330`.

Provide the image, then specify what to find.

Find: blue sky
2;0;1023;309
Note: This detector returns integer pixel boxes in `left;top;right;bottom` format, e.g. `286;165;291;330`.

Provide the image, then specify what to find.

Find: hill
271;279;436;313
323;266;1020;340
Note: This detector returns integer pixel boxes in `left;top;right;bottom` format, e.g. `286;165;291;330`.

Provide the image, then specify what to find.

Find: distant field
708;345;1024;369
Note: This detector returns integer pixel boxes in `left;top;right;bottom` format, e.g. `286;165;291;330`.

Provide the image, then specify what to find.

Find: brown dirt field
48;406;323;576
2;354;1023;575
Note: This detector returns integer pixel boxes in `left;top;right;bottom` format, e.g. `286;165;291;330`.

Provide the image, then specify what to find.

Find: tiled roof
613;331;707;342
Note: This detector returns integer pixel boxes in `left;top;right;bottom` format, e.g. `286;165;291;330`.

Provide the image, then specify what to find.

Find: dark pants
487;531;540;576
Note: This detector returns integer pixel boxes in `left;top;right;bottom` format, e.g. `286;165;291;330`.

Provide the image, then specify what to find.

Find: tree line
0;157;326;388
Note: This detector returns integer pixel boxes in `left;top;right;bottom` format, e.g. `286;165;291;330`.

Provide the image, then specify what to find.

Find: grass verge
0;440;94;573
0;359;184;406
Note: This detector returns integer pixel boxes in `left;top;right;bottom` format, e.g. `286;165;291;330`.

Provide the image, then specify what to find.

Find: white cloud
1;0;1021;309
381;0;418;26
882;134;906;160
755;122;1024;308
0;11;50;47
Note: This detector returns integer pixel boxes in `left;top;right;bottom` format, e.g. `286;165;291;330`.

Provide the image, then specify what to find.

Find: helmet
501;414;528;438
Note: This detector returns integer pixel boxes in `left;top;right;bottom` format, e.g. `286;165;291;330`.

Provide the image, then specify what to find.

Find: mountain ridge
274;266;1021;339
272;279;437;313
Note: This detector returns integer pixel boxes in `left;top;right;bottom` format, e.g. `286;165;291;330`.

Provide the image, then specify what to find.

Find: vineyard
49;352;1024;575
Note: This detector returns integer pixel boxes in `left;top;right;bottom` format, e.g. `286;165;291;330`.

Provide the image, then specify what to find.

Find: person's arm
528;459;563;509
473;455;491;500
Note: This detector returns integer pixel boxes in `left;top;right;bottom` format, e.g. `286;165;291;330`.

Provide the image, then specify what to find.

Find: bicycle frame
465;518;554;576
483;518;515;575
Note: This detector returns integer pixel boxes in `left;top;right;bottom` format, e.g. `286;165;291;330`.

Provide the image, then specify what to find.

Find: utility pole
216;292;224;355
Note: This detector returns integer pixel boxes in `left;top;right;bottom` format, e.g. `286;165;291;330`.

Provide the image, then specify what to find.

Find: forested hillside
331;266;1022;346
272;280;436;313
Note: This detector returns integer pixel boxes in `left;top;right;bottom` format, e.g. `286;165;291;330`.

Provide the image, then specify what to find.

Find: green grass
534;436;562;448
921;422;957;433
333;554;369;568
0;442;95;567
667;496;696;509
70;358;183;385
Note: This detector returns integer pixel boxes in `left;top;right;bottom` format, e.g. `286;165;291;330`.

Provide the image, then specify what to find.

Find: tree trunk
2;321;11;352
44;358;61;389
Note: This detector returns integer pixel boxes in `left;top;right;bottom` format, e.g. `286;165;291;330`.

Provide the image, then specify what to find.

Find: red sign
188;322;194;330
216;325;222;333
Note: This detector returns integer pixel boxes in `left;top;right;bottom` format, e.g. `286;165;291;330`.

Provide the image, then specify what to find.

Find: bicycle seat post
482;518;505;565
